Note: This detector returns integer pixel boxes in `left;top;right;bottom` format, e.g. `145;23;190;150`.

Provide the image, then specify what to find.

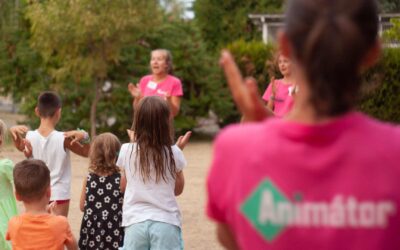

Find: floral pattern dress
79;172;124;249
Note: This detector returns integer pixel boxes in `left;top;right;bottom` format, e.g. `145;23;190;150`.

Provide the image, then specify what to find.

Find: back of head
133;96;173;146
285;0;378;116
132;96;176;182
89;132;121;174
13;159;50;203
37;91;62;118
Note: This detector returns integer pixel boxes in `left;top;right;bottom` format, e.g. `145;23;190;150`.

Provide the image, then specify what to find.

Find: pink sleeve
262;82;273;102
206;131;232;223
170;78;183;96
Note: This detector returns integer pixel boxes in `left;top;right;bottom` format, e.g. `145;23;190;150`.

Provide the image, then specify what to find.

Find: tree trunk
90;78;101;137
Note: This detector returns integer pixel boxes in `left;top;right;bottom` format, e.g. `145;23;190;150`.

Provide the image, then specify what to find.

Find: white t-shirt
116;143;187;228
26;130;71;200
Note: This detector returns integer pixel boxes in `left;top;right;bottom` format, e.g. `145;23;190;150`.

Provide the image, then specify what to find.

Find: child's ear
46;186;51;198
361;39;381;70
55;108;62;118
15;191;23;201
34;107;40;117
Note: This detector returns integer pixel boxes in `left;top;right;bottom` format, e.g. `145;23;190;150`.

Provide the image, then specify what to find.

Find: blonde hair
89;133;121;175
152;49;174;74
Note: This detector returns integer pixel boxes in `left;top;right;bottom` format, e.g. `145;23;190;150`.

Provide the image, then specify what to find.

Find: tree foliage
25;0;160;136
193;0;284;50
379;0;400;12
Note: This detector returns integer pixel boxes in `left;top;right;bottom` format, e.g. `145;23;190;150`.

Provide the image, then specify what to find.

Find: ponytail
285;0;378;116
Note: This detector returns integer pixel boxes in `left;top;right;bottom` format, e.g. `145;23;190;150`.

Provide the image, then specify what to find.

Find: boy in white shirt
10;91;90;217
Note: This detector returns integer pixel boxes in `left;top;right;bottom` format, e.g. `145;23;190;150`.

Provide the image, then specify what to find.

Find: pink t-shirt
207;112;400;250
139;74;183;98
262;79;294;117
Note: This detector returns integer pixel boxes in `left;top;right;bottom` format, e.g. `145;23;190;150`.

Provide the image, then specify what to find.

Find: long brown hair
131;96;176;183
285;0;378;116
89;133;121;175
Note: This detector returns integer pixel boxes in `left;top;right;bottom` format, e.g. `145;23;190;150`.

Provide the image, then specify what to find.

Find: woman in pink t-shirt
262;54;296;117
128;49;183;117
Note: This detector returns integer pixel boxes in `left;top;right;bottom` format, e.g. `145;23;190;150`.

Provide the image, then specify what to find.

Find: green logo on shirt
240;179;289;241
240;178;396;242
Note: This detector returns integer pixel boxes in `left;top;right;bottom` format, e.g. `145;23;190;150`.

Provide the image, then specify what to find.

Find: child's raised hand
47;201;57;214
23;139;32;158
176;131;192;150
10;125;28;140
128;83;141;98
219;50;272;122
64;130;87;146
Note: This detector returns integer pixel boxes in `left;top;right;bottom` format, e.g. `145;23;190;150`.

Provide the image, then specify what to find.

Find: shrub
360;48;400;123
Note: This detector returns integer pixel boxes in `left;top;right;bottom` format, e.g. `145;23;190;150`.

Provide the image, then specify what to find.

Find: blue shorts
121;220;183;250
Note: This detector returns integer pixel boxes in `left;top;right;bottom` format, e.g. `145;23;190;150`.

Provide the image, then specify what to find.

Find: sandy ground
3;141;223;250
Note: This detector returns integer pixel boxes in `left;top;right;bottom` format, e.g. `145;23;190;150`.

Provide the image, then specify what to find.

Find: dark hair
131;96;176;183
89;133;121;175
13;159;50;202
285;0;378;116
37;91;62;117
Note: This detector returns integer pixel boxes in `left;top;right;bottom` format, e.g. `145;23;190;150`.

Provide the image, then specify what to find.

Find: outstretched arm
64;130;90;157
220;50;273;122
9;125;29;152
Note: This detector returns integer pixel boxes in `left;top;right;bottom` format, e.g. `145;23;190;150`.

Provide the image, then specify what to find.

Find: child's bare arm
65;234;78;250
9;125;29;152
166;96;181;117
220;51;273;122
216;223;239;250
174;171;185;196
120;168;127;193
79;178;87;212
176;131;192;150
64;130;90;157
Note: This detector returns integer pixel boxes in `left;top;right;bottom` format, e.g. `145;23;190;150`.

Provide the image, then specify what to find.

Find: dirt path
3;141;222;249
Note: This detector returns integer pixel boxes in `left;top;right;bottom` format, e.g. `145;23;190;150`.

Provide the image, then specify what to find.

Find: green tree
25;0;160;136
193;0;284;51
379;0;400;12
0;0;49;104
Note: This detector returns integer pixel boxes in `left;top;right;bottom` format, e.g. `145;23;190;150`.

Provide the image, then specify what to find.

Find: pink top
139;74;183;98
207;112;400;250
262;79;294;117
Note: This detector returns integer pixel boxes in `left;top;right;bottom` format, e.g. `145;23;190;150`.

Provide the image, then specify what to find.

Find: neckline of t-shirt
35;129;56;139
150;74;171;84
275;79;294;86
270;111;364;139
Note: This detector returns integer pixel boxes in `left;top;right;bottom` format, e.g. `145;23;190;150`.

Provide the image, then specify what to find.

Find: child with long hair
0;120;18;250
262;53;296;117
78;133;124;249
117;96;187;250
128;49;183;117
207;0;400;249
